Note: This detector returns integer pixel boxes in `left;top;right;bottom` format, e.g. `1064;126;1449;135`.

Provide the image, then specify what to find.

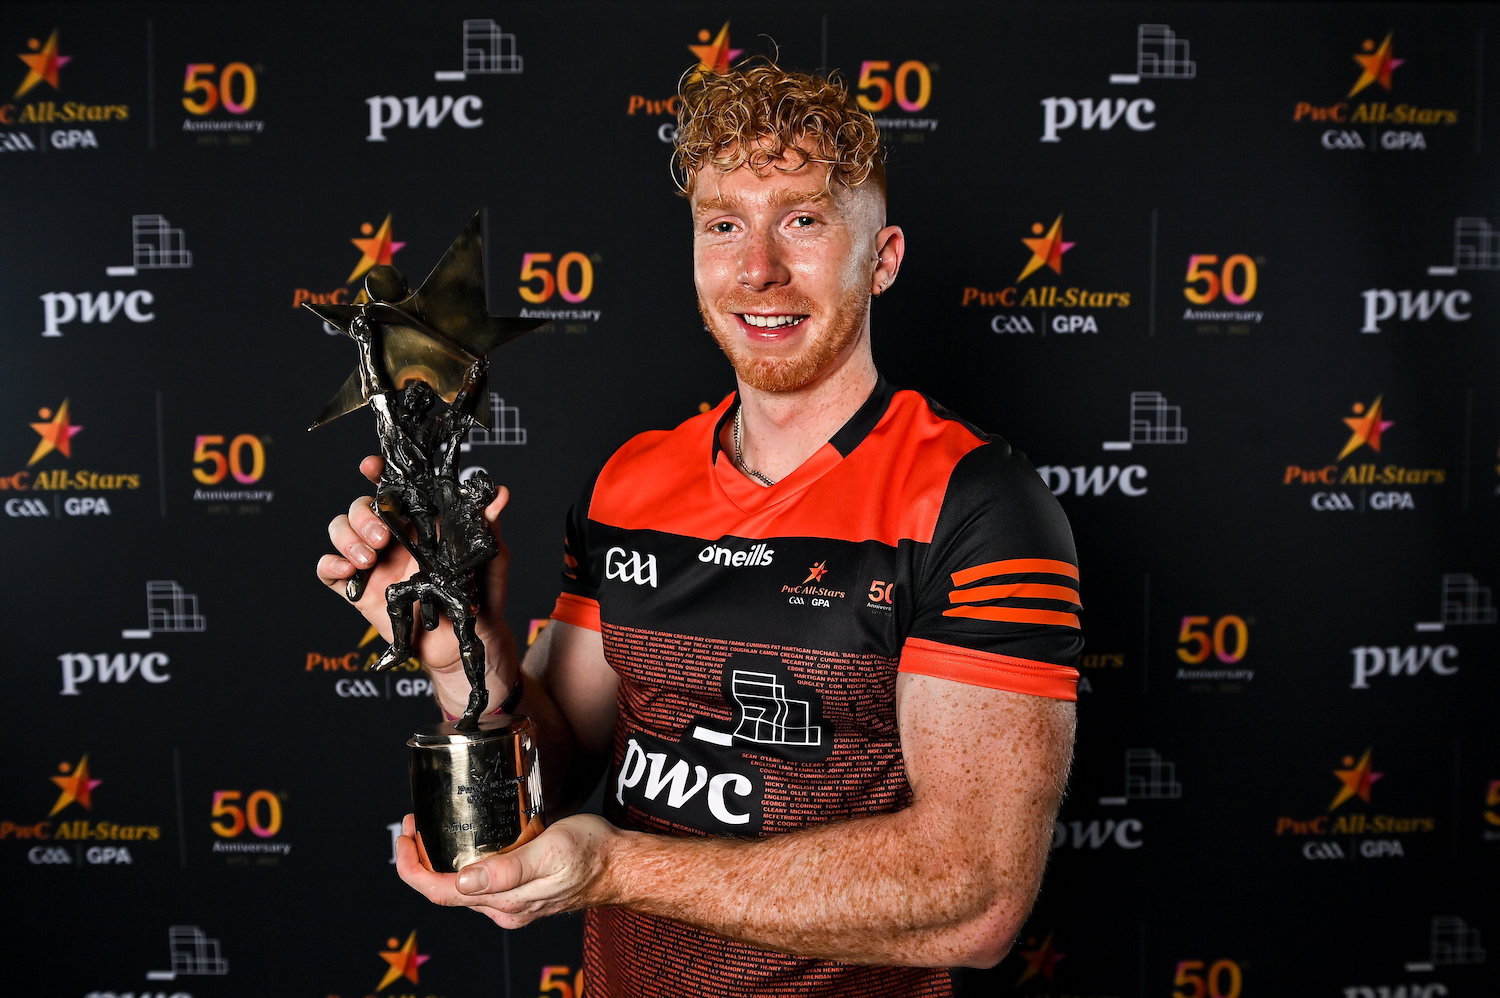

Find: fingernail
363;523;388;544
352;546;374;567
457;866;489;894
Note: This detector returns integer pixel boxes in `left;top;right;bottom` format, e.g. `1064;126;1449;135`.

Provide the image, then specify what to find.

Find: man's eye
790;215;817;228
709;221;736;233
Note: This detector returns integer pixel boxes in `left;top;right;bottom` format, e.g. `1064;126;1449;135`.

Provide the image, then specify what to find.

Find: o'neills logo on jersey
698;541;774;568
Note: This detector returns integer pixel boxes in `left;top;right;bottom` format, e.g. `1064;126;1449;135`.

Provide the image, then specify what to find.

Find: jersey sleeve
900;439;1083;700
550;476;602;632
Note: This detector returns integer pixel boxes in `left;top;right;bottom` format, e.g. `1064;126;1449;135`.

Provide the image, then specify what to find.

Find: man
319;59;1081;997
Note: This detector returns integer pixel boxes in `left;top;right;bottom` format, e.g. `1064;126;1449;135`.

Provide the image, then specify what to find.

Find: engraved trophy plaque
308;211;547;872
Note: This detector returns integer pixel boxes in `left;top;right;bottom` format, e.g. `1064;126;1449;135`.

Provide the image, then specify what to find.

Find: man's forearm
592;792;1052;969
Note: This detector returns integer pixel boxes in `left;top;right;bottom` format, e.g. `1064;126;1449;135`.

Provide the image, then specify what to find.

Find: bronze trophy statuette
308;211;547;872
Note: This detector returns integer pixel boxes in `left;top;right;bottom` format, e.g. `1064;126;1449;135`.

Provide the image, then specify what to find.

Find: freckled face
690;153;886;393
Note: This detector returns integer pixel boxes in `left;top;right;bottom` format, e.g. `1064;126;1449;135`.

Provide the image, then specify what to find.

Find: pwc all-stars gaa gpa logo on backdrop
1;26;132;152
961;213;1134;337
1280;394;1448;512
1291;30;1461;152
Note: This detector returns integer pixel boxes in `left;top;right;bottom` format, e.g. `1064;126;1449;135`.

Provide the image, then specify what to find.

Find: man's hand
315;455;519;708
394;813;619;929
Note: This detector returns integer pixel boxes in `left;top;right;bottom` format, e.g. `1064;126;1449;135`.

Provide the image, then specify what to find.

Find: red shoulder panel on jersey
585;390;987;547
900;636;1079;700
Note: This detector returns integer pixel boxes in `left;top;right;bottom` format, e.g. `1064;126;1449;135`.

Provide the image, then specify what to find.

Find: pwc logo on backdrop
1347;573;1494;690
1341;915;1486;998
1035;390;1186;498
56;579;209;698
627;22;744;144
36;213;193;338
365;18;523;142
961;214;1133;336
1359;216;1492;334
0;753;163;868
1273;749;1435;861
4;397;142;519
1052;747;1181;853
0;27;131;152
1291;31;1460;152
1039;23;1196;142
1280;394;1448;512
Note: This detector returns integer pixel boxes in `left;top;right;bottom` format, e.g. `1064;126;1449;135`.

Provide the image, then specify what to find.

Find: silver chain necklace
732;404;776;487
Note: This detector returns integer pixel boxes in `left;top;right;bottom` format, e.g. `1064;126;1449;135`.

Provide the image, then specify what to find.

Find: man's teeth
740;314;806;328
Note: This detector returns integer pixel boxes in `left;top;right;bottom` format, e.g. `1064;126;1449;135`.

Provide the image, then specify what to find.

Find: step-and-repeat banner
5;2;1497;996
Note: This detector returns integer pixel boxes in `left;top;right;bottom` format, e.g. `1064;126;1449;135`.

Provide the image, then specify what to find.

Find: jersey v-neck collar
710;377;896;513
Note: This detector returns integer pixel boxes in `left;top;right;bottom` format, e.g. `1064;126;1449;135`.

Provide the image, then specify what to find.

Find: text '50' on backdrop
3;2;1496;997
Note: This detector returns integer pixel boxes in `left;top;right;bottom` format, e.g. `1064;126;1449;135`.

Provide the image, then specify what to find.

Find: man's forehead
691;175;838;215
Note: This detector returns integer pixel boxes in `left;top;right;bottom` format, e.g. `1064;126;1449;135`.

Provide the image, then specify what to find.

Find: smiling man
321;58;1082;998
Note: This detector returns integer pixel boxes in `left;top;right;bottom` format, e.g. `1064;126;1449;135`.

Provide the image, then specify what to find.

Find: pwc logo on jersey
605;546;658;587
614;655;831;835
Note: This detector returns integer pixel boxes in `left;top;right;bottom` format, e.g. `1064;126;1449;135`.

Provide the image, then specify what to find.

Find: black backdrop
5;2;1497;996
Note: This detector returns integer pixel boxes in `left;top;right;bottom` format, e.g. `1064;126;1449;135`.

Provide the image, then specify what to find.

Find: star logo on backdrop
307;211;545;430
1329;748;1383;810
29;399;83;466
347;214;406;284
688;22;741;78
50;754;102;816
1017;215;1075;283
1338;395;1394;460
376;930;430;990
803;561;829;584
1349;32;1403;98
1015;931;1065;985
15;29;69;98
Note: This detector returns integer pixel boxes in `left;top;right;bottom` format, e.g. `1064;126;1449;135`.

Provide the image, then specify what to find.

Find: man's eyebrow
694;187;834;216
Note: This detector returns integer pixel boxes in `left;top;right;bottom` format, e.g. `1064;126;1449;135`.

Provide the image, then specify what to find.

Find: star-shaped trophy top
306;211;545;430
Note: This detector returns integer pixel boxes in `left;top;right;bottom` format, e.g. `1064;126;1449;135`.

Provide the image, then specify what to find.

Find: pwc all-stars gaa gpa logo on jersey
1291;30;1460;152
960;213;1133;337
1281;394;1447;512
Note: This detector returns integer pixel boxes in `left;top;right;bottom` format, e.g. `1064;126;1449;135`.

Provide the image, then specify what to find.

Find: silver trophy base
408;714;545;873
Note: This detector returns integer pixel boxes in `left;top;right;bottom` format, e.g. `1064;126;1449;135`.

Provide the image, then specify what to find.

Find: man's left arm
395;669;1073;969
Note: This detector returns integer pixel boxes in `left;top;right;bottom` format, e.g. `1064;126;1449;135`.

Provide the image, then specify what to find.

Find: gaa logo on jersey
605;546;658;587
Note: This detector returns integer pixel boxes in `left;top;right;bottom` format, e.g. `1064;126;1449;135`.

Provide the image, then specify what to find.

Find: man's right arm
317;456;618;815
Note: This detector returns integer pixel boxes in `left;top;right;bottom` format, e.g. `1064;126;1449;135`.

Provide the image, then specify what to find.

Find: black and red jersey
550;378;1082;997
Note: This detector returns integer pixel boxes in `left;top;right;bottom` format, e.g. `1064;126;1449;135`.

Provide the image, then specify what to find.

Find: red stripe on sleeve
551;592;601;632
899;636;1078;700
